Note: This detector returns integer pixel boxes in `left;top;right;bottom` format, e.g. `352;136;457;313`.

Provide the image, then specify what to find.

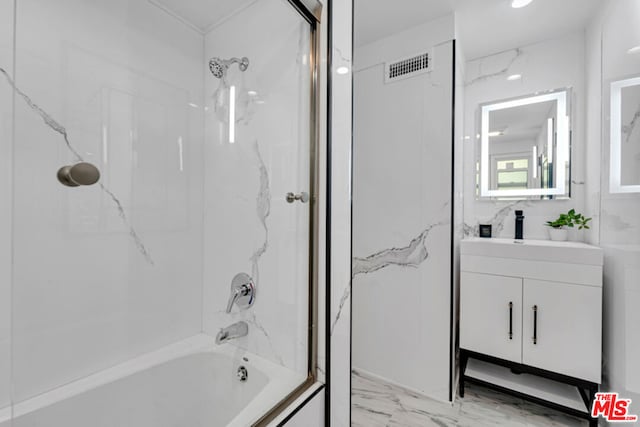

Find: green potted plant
545;209;592;241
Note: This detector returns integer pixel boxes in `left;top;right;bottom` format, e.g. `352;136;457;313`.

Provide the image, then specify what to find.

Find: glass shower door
6;0;317;425
202;0;315;409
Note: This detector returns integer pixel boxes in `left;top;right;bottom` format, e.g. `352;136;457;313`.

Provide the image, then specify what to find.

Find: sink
461;237;603;266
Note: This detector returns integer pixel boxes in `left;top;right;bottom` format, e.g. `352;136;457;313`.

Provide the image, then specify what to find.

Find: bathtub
0;334;306;427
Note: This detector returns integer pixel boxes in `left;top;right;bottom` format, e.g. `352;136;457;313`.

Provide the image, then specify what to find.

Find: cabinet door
460;272;522;363
522;279;602;383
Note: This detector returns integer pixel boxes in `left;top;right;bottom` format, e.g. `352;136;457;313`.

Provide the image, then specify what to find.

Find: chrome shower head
209;58;226;78
209;57;250;79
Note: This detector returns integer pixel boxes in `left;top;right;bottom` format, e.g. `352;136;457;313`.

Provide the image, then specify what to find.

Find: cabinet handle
532;305;538;345
508;301;513;340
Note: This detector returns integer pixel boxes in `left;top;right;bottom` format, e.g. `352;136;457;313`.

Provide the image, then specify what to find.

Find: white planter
567;227;584;242
548;227;568;241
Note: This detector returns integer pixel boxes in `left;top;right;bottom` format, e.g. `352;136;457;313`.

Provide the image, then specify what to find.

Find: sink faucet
515;210;525;240
215;321;249;344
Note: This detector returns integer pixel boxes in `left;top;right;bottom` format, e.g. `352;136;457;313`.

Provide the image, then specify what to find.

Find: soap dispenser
515;210;524;240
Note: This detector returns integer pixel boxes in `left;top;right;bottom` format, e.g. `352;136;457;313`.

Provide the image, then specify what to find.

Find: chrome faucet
226;273;255;313
215;321;249;344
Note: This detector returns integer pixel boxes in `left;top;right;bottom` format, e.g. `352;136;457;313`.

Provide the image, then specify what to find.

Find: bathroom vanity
459;237;603;426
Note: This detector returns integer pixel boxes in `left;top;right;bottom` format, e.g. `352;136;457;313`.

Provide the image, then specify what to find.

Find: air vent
385;52;432;83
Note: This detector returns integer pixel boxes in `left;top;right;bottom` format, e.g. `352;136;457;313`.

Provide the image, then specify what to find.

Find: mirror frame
479;89;571;198
610;76;640;194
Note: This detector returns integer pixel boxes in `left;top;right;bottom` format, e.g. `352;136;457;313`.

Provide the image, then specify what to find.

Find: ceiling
354;0;454;47
355;0;602;59
490;100;555;144
148;0;257;33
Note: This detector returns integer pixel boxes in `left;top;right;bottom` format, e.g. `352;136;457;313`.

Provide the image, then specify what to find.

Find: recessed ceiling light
627;45;640;54
336;66;350;75
507;74;522;81
248;90;258;96
511;0;533;8
488;131;504;137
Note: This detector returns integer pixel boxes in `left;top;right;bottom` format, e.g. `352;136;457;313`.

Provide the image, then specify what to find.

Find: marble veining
352;220;448;276
331;220;447;335
333;46;352;64
0;66;154;265
465;48;522;87
352;369;586;427
245;140;284;366
622;106;640;144
463;200;531;238
249;139;270;286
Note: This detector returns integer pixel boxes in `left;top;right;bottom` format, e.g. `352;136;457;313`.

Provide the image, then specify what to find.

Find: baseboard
352;366;452;404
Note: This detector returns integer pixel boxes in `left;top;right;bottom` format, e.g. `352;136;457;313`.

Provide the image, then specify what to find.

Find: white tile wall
597;0;640;404
328;0;354;425
352;23;454;401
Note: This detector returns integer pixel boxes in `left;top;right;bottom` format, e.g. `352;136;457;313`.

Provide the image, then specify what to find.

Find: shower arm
208;56;249;78
222;57;249;71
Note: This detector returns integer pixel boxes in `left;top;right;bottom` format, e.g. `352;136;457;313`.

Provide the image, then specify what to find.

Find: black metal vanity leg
588;385;599;427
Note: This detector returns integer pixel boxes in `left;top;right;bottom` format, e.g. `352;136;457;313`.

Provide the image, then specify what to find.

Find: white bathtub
0;335;305;427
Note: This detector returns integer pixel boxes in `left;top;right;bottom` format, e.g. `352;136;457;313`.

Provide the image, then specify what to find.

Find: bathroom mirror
610;76;640;193
479;89;571;199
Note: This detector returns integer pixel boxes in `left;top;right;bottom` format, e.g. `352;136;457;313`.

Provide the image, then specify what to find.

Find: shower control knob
57;162;101;187
286;192;309;203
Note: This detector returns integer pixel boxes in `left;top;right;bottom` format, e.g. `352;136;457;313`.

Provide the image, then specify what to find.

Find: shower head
209;56;249;79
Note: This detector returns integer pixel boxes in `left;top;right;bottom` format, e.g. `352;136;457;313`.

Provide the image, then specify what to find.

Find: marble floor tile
351;370;588;426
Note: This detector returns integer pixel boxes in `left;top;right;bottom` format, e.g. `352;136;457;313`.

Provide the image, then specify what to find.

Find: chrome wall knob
286;192;309;203
57;162;100;187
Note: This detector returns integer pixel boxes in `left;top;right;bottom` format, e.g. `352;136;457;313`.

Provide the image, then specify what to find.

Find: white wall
328;0;354;424
202;0;312;376
452;38;465;400
0;0;13;411
595;0;640;405
10;0;204;402
463;32;588;240
584;6;603;247
352;18;454;401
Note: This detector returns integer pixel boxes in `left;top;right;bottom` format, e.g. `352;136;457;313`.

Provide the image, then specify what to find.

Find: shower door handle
286;192;309;203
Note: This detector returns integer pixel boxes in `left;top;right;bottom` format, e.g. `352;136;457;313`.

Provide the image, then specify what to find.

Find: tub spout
215;321;249;344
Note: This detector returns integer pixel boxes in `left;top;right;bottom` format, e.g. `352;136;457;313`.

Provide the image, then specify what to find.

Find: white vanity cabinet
459;238;603;426
460;272;522;364
521;278;602;382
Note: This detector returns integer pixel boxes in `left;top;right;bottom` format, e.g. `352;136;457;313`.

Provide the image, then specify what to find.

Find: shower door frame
253;0;322;425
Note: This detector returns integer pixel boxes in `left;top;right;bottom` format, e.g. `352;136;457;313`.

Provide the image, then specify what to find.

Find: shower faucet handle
225;273;255;313
57;162;100;187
